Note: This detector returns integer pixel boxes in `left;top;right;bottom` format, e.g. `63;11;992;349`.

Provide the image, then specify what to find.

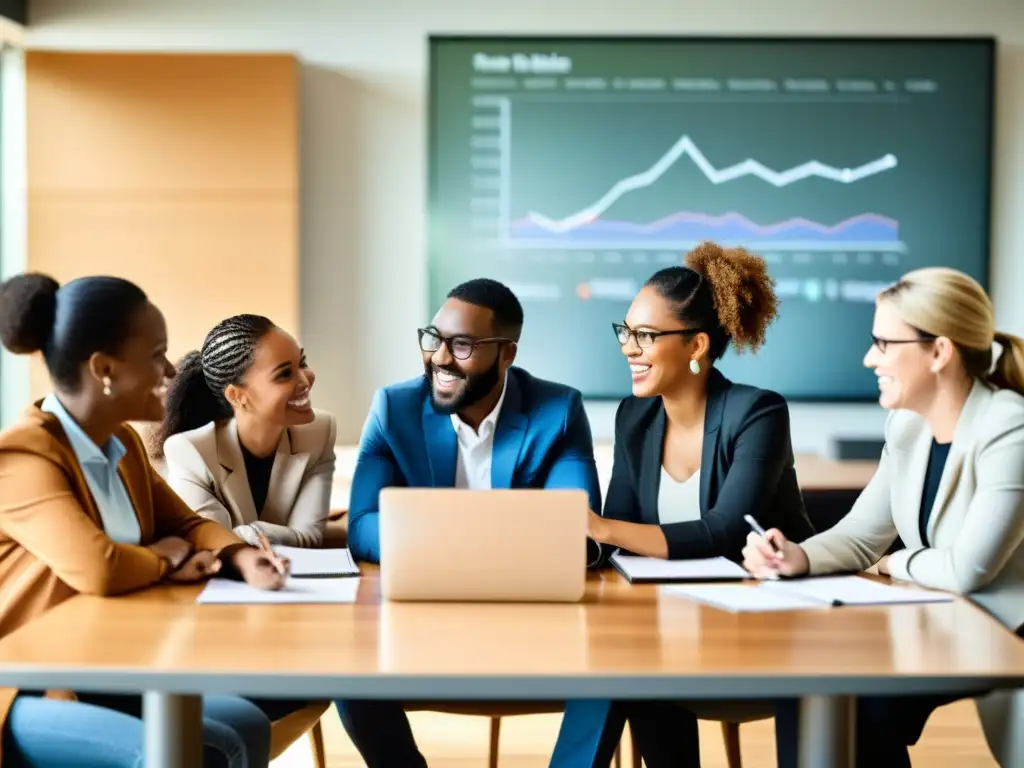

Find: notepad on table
271;546;359;578
762;576;955;606
666;583;829;613
665;576;953;613
196;577;359;604
610;552;749;583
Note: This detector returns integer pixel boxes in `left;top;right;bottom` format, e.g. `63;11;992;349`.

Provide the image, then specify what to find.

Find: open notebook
667;576;954;613
610;552;749;583
272;546;360;578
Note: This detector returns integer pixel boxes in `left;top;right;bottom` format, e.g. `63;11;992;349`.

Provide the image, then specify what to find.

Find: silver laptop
378;488;589;602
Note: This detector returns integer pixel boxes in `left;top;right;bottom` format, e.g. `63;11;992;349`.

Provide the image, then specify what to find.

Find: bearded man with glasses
336;277;602;768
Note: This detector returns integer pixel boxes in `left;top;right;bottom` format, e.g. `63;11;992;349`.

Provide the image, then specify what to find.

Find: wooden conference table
0;567;1022;768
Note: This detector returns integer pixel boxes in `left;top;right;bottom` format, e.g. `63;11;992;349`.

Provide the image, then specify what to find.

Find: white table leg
143;692;203;768
798;694;855;768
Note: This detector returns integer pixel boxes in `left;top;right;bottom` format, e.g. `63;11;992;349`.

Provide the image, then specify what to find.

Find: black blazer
603;368;815;563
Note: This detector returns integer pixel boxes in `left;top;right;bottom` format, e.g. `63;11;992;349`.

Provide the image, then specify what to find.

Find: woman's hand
876;555;891;576
147;536;192;570
588;510;610;543
741;529;810;579
168;550;222;583
231;546;290;591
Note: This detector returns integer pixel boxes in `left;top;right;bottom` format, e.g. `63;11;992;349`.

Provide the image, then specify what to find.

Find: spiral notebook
272;546;360;578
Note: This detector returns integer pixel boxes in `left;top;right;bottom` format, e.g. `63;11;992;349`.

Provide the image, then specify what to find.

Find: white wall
0;44;28;428
19;0;1024;453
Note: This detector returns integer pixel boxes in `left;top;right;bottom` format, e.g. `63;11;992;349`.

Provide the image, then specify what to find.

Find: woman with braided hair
152;314;337;550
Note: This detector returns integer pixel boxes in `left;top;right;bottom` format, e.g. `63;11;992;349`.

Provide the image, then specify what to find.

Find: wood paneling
26;52;298;397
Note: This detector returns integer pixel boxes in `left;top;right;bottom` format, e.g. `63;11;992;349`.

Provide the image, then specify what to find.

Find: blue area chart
511;211;899;246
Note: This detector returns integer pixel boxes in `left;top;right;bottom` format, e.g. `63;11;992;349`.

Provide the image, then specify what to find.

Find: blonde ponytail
990;331;1024;397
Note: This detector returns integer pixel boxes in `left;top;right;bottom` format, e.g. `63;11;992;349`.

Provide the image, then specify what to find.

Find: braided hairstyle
150;314;275;457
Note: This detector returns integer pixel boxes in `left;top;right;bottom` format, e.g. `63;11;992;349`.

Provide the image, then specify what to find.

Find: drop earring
102;376;113;397
689;359;701;375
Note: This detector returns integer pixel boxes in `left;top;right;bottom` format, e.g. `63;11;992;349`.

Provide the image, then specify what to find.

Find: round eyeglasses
418;328;512;360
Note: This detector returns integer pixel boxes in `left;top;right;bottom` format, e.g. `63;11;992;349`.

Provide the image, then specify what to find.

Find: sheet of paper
665;584;826;612
763;576;954;606
271;546;359;578
196;577;360;604
610;552;749;582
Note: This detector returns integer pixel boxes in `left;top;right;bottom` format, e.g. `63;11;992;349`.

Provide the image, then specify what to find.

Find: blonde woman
742;267;1024;767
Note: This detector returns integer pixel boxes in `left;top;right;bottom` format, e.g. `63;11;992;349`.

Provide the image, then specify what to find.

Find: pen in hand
743;514;783;580
254;529;288;577
743;514;781;556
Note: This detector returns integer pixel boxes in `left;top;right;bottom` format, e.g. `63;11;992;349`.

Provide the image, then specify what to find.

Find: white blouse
657;467;702;525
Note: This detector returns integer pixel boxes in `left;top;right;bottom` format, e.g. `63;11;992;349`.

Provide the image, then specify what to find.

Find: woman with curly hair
588;241;815;564
551;242;815;767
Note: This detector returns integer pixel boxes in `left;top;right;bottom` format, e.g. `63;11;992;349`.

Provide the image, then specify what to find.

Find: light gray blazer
800;380;1024;766
801;379;1024;629
163;409;337;548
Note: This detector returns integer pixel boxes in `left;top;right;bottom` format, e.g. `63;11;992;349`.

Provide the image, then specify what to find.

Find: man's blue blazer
347;366;603;563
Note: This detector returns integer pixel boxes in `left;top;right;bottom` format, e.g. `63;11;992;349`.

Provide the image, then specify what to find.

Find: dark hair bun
0;273;61;354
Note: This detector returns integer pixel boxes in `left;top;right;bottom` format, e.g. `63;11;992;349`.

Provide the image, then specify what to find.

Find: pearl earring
689;359;701;375
102;376;113;396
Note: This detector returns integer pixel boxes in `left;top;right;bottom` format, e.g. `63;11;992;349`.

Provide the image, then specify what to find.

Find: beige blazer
801;380;1024;629
163;409;337;548
800;380;1024;767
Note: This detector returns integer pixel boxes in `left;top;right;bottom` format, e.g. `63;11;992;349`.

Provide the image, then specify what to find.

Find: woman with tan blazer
0;273;287;767
742;267;1024;768
151;314;337;550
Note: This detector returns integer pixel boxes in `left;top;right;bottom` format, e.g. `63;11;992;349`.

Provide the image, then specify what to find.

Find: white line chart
525;136;898;234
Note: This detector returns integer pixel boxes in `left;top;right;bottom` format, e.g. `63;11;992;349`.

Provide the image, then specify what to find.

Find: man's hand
168;550;223;583
147;536;192;570
231;546;290;591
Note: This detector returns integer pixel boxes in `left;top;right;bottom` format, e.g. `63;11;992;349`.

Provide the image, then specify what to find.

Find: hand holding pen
254;529;289;578
741;514;810;580
226;529;291;590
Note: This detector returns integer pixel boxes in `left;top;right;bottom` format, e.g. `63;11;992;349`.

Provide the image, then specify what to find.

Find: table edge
1;669;1020;700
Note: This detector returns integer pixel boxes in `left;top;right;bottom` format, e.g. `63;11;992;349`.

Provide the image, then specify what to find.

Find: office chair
268;702;329;768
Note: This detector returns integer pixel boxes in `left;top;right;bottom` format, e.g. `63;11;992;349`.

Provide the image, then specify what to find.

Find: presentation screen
427;36;994;400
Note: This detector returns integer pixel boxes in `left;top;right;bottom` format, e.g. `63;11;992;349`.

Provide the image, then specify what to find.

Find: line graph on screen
507;133;902;252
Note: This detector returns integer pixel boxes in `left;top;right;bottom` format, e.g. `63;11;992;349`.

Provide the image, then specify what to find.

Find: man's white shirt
450;376;509;489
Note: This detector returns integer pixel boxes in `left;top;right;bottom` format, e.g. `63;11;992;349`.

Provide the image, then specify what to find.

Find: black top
919;439;952;546
602;368;816;563
240;443;276;516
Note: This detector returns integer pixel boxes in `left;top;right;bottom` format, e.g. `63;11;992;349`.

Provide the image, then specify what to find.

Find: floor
272;699;998;767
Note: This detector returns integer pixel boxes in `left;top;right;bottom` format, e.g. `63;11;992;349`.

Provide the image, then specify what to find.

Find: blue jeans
4;694;272;767
552;700;700;768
